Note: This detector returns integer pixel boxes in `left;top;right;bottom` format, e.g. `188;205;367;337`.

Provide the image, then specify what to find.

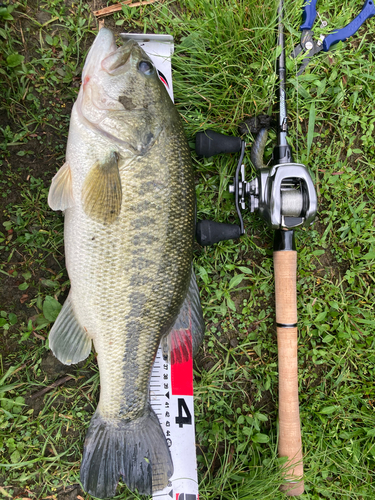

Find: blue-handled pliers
291;0;375;75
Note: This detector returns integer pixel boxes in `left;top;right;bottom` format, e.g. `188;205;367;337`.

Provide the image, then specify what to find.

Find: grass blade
307;101;316;160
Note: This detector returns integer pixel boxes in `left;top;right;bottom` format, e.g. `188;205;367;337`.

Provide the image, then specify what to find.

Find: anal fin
166;269;205;364
49;293;92;365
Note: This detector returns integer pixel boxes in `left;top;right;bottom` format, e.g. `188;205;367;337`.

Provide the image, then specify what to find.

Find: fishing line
293;2;300;164
294;26;299;163
284;0;299;163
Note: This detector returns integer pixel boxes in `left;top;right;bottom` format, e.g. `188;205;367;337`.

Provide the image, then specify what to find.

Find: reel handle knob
196;220;241;246
195;129;242;157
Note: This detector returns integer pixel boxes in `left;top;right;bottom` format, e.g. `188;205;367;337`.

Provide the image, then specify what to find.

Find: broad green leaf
0;407;14;418
219;301;227;316
320;406;338;415
237;266;252;274
6;54;24;68
355;202;366;213
8;313;17;325
362;251;375;260
0;7;13;20
43;296;62;322
258;309;266;320
226;297;237;312
253;344;262;357
36;295;43;310
242;427;253;437
237;442;247;452
252;433;269;443
229;274;245;289
286;57;294;72
40;279;57;288
10;450;21;464
315;311;327;323
264;376;271;391
197;266;209;285
317;78;326;97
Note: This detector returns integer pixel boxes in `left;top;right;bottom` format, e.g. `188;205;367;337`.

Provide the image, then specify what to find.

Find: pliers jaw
291;29;324;75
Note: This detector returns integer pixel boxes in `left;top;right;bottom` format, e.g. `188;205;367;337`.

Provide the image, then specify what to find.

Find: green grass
1;0;375;498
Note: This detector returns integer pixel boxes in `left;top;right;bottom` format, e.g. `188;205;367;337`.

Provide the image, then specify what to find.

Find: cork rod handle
273;249;304;496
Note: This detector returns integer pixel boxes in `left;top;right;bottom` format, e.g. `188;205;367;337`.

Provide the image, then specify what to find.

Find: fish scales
48;28;204;499
65;118;195;421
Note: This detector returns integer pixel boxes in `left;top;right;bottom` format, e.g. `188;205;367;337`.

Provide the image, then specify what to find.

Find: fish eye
138;60;154;76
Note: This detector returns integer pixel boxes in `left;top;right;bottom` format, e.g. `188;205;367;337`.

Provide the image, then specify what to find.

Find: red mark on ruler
171;356;193;396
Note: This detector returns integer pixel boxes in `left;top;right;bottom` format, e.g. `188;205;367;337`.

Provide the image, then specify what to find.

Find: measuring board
120;33;199;500
150;346;199;500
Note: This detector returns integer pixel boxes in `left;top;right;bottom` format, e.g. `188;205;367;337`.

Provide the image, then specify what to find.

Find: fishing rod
194;0;317;495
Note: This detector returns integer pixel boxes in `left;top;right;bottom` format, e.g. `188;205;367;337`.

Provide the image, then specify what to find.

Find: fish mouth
82;30;142;81
82;28;117;82
101;39;138;76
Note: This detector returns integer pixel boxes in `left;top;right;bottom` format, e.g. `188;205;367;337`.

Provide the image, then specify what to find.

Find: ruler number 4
175;398;192;427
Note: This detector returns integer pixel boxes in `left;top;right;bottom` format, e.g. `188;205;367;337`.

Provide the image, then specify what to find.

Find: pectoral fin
49;293;92;365
82;151;122;224
48;162;74;211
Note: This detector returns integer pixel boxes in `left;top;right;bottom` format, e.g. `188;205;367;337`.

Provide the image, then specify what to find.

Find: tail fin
80;406;173;498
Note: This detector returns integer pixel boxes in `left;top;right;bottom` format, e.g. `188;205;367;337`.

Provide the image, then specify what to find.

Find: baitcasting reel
195;127;317;246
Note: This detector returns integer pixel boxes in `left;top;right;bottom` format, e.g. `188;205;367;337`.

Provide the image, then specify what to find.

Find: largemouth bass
48;28;204;498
